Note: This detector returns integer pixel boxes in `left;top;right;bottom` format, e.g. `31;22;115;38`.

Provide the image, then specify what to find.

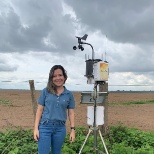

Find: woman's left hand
69;129;75;143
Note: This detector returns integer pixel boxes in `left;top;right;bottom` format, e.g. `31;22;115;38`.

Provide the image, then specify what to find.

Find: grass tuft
0;99;12;106
110;99;154;106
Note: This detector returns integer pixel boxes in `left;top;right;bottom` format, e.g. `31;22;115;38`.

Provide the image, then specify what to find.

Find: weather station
73;34;109;154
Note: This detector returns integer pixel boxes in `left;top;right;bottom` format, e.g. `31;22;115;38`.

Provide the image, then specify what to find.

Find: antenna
105;52;106;61
104;35;108;63
102;53;103;61
85;54;87;61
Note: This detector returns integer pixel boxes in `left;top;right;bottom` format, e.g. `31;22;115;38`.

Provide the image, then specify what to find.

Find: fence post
29;80;37;120
99;82;108;133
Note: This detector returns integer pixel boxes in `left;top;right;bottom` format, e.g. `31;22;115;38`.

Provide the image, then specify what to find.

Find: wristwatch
71;127;76;130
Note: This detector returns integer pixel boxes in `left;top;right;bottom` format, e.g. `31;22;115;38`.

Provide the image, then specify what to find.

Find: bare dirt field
0;90;154;132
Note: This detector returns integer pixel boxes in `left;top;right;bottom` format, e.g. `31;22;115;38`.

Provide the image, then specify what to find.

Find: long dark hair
47;65;67;94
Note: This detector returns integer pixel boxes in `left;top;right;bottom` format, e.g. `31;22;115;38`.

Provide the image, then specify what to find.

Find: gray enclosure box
80;91;108;104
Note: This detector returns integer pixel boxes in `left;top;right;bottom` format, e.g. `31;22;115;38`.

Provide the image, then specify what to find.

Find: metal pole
81;42;95;60
98;130;109;154
78;129;93;154
93;82;98;151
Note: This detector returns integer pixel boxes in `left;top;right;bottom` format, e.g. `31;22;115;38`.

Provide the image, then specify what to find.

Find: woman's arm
34;104;44;141
68;109;75;143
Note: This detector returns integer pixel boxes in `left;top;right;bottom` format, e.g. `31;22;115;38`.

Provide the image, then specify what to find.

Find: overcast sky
0;0;154;91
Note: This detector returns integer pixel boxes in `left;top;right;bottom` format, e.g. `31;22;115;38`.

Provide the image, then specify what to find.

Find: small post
29;80;37;120
99;82;108;134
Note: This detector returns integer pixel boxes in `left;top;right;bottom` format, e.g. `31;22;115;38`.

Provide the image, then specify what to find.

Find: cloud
64;0;154;45
0;55;18;71
0;0;78;54
0;0;154;91
107;42;154;72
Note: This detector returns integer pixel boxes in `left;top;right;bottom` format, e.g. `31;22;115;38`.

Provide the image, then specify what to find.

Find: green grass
110;99;154;106
0;99;12;106
0;126;154;154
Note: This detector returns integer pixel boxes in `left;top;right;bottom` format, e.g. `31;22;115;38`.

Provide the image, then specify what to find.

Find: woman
34;65;75;154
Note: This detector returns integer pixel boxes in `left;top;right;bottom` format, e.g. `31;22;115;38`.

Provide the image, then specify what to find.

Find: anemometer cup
73;46;77;50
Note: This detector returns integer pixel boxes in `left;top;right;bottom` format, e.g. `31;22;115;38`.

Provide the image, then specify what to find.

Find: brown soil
0;90;154;132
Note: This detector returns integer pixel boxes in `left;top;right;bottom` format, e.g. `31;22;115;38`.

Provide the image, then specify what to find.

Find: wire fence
1;80;154;92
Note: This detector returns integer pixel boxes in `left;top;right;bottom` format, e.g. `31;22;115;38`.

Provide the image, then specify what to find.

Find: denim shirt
38;87;75;123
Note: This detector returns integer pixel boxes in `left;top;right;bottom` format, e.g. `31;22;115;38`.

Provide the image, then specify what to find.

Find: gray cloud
64;0;154;45
0;0;154;90
0;54;18;72
0;62;18;72
109;47;154;72
0;0;77;54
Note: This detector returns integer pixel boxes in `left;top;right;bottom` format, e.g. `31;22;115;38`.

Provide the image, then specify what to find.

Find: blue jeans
38;120;66;154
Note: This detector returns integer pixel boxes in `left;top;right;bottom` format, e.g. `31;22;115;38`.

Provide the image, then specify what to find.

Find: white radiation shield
87;106;104;126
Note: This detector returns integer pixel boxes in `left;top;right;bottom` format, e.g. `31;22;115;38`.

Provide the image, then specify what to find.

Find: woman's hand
69;129;75;143
33;105;44;142
34;128;39;142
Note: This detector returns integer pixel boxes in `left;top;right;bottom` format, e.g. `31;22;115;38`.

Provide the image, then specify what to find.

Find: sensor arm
75;34;95;60
81;42;94;60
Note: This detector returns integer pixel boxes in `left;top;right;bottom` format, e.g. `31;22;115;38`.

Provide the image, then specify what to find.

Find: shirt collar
62;86;70;94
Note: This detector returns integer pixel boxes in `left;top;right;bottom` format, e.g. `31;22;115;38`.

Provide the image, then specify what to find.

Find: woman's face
52;69;65;88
